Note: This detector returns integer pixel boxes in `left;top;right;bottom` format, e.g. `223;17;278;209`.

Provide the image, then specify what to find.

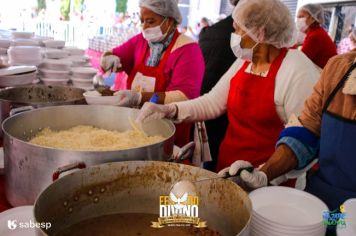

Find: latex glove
114;90;142;107
136;103;177;124
100;55;121;72
218;160;268;189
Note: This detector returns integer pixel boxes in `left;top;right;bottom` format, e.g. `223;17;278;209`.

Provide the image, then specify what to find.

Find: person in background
100;0;205;147
200;17;211;29
219;49;356;214
296;3;337;69
338;27;356;54
136;0;320;172
198;0;240;171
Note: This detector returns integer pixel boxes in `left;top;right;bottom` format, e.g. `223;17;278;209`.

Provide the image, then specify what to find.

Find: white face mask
296;17;308;33
230;33;258;62
142;18;168;43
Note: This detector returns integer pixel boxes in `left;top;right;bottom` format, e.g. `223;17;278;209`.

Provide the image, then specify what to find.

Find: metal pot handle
52;162;86;181
9;106;34;116
170;141;195;163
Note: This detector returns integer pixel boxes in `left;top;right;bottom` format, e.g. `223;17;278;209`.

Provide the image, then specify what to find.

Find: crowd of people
100;1;355;234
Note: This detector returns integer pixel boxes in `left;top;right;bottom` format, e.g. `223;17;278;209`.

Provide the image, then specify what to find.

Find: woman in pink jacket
100;0;205;147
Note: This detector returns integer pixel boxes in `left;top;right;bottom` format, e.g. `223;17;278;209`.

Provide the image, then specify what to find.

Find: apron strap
322;63;356;112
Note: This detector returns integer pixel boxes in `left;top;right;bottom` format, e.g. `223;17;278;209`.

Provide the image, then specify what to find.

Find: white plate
83;90;122;105
0;206;36;236
11;39;40;47
11;31;34;39
41;79;68;86
251;217;325;236
249;186;328;228
0;71;37;87
0;40;11;49
43;49;69;59
39;69;70;79
43;40;65;49
40;59;72;70
71;67;97;79
252;211;325;232
0;66;37;76
63;47;85;56
337;199;356;236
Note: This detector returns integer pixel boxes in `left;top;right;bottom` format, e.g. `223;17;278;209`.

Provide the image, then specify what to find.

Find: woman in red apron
136;0;319;169
227;51;356;231
100;0;205;147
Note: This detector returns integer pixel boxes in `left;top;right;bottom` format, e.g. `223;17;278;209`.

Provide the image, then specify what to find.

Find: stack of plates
337;199;356;236
43;40;65;49
0;66;37;87
8;46;42;66
83;90;122;105
249;186;327;236
71;67;97;89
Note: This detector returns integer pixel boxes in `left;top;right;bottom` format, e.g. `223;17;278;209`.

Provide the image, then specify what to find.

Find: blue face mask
103;72;116;87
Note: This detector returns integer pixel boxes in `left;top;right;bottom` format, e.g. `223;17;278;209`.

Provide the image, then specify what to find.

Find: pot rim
33;161;252;236
0;85;85;104
2;105;176;153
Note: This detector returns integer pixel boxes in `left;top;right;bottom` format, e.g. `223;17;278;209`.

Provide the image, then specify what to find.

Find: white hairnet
232;0;296;48
139;0;182;24
300;4;324;24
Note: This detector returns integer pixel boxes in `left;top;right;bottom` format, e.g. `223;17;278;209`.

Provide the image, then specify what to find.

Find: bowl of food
83;90;122;106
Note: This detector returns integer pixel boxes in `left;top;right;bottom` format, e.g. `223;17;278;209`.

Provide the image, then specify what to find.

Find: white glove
114;90;142;107
136;103;177;124
218;160;268;189
100;55;122;72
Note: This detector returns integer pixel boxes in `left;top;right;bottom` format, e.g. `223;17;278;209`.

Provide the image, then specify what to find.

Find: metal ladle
170;167;254;193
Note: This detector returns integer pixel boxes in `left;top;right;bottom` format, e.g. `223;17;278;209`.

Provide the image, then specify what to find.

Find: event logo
7;220;17;230
151;189;207;228
7;220;51;230
322;204;346;227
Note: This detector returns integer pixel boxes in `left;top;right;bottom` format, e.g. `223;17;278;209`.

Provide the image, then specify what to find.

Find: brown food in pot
97;87;115;96
55;213;221;236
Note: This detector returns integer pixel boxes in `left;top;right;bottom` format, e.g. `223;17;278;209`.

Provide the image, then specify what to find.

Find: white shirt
176;49;320;124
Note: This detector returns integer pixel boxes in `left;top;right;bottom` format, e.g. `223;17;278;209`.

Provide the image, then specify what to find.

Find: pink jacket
112;33;205;99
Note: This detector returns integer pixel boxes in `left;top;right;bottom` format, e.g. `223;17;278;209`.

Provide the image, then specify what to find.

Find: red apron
217;49;288;171
127;30;191;147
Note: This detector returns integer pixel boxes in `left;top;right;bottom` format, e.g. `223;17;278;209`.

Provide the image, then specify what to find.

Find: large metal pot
34;161;252;236
0;85;85;137
2;105;175;206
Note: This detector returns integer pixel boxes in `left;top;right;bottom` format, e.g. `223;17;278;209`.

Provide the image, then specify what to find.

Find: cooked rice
29;125;164;151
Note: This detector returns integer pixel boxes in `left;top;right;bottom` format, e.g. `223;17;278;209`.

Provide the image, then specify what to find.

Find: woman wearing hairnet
136;0;320;172
296;4;337;68
100;0;205;147
221;49;356;217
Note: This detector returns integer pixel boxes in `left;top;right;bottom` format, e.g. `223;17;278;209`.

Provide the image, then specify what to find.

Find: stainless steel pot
0;85;85;137
34;161;252;236
2;105;175;206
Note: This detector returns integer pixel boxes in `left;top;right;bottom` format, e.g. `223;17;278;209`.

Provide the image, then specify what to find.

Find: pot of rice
2;105;175;206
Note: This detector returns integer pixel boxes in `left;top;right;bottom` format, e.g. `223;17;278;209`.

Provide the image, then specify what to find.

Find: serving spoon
170;167;254;194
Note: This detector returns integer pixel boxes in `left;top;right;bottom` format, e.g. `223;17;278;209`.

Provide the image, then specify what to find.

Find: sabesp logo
7;220;17;230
